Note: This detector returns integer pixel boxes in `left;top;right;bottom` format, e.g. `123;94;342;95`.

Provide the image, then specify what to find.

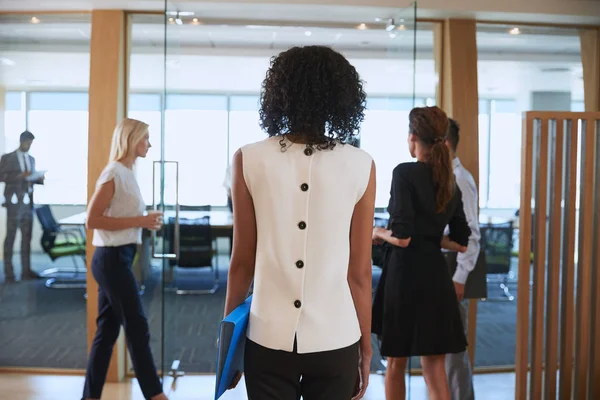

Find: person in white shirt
443;118;480;400
224;45;376;400
82;118;167;400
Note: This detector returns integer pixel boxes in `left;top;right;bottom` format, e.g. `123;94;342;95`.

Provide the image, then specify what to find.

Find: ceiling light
30;16;40;24
175;17;183;25
168;17;174;23
398;24;406;31
509;27;521;35
374;18;382;22
166;11;194;16
389;33;397;39
358;23;367;30
305;30;312;37
192;18;199;23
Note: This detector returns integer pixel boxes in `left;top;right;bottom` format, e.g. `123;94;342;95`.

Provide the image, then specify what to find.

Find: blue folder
215;295;252;400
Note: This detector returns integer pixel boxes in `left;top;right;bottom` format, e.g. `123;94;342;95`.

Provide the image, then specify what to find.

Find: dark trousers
82;244;162;400
3;201;33;279
244;338;359;400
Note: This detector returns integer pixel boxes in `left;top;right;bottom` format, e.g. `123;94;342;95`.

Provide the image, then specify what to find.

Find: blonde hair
108;118;149;162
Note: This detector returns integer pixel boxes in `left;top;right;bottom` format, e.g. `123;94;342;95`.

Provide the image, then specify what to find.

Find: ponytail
408;106;454;213
429;140;455;213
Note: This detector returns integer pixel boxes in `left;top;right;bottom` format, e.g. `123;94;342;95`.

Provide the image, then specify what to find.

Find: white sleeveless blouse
91;161;145;247
241;137;373;354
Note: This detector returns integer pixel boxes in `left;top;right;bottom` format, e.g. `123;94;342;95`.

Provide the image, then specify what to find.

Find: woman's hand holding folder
228;371;242;390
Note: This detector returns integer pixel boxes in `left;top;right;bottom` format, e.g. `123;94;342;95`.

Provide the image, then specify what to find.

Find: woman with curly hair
223;45;376;400
372;106;471;400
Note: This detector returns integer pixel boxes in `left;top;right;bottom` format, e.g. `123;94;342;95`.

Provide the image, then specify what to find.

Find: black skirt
372;238;467;357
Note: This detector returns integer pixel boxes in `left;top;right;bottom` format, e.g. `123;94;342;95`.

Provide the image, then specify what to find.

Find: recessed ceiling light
191;17;200;25
509;27;521;35
168;17;174;23
374;18;382;22
358;23;367;30
398;24;406;31
30;16;40;24
389;33;397;39
305;30;312;37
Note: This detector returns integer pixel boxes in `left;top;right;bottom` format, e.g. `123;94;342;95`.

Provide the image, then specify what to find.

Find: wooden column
580;29;600;112
87;10;128;382
434;19;479;367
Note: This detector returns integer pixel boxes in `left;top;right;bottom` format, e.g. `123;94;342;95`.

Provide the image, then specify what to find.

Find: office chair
35;205;86;289
166;216;219;295
480;221;515;301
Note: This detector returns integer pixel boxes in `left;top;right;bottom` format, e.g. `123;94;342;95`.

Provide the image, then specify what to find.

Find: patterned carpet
0;253;519;373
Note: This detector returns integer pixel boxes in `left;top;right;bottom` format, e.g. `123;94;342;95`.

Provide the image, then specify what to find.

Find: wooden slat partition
516;111;600;400
544;119;563;400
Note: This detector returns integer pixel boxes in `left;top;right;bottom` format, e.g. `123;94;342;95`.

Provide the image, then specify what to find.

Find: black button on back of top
298;221;306;230
294;300;302;308
301;183;309;191
304;148;313;156
296;260;304;268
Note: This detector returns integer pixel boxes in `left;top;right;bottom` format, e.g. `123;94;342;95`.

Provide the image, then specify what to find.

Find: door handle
151;160;180;260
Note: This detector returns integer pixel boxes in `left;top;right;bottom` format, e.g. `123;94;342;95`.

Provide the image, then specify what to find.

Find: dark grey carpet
0;254;518;373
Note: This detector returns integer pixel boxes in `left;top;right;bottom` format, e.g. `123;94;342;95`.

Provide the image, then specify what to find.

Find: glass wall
0;14;90;369
129;4;421;381
475;23;583;369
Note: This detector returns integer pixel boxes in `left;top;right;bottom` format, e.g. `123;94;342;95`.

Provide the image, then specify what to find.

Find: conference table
59;210;234;237
59;210;234;290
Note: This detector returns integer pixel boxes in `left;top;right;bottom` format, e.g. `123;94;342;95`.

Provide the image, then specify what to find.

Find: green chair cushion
55;236;85;246
49;244;86;258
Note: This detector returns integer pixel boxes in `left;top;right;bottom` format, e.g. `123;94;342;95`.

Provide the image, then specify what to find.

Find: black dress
372;162;471;357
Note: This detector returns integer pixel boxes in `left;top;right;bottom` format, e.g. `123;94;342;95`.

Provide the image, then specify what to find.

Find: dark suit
0;150;42;279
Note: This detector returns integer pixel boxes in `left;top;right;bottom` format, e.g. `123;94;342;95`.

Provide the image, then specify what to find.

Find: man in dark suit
0;131;44;282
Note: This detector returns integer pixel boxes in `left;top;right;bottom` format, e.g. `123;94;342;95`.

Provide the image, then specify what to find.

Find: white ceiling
1;0;599;26
0;14;585;100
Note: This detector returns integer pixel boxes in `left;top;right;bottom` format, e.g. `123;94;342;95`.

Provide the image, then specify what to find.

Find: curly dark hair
259;45;367;150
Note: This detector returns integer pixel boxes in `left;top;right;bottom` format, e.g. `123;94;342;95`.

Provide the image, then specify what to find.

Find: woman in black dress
372;106;471;400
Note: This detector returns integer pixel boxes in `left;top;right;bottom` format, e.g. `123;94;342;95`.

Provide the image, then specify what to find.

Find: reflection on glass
228;96;264;162
360;98;415;207
0;13;91;370
129;94;163;205
165;95;228;206
27;92;89;205
487;100;520;209
478;100;490;209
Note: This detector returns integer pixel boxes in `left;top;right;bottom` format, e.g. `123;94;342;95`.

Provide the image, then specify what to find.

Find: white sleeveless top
241;137;373;354
91;161;145;247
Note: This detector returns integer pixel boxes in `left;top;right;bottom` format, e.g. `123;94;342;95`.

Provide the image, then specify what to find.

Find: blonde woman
82;118;167;400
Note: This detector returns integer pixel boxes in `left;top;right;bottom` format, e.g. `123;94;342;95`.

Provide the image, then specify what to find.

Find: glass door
126;11;167;381
362;3;418;398
158;1;418;395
